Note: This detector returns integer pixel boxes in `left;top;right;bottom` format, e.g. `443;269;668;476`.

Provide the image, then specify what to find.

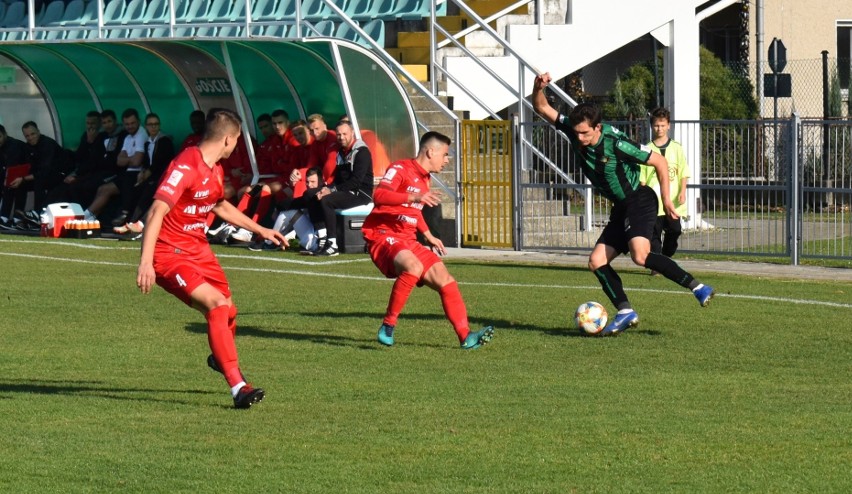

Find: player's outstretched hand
137;262;155;294
419;190;442;207
258;227;289;249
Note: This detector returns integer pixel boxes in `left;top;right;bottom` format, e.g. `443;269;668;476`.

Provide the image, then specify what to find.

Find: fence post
790;113;800;266
512;114;522;251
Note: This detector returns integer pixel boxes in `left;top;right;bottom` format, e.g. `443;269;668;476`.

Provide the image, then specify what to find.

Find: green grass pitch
1;237;850;493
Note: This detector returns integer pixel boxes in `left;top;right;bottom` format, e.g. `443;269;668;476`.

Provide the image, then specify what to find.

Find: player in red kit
136;108;288;409
363;131;494;349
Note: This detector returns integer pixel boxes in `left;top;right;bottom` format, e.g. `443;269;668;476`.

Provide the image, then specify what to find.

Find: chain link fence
567;55;851;120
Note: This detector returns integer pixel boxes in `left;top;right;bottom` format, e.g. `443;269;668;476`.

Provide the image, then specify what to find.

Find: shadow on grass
184;308;661;344
0;378;225;407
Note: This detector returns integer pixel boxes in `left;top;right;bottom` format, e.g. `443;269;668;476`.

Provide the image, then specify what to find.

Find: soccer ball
574;302;608;336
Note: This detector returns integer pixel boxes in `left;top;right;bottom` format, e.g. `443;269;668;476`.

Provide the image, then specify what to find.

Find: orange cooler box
41;202;85;238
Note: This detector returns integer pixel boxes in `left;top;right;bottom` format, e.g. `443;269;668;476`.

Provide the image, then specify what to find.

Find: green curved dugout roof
0;38;416;173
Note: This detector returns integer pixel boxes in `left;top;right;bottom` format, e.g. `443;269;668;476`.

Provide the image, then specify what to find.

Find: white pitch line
2;249;852;309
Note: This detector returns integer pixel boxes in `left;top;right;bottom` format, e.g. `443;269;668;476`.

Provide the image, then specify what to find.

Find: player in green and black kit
532;72;714;335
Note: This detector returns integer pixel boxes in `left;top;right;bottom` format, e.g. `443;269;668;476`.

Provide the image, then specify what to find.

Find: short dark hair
419;131;451;151
121;108;139;121
22;121;38;131
86;110;101;119
650;107;671;124
100;109;117;121
0;124;7;135
257;113;271;124
204;108;242;140
271;109;290;121
568;102;602;128
306;167;321;178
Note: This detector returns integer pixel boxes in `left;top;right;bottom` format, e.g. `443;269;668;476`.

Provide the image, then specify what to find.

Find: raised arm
532;72;559;125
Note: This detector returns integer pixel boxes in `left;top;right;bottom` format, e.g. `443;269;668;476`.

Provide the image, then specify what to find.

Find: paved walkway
441;247;852;282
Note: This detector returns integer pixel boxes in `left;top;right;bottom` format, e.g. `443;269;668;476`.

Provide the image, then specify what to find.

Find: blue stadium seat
362;18;384;47
1;0;27;40
334;20;359;41
371;0;396;19
178;0;208;23
173;0;207;36
205;0;230;22
36;0;65;40
39;0;66;25
229;0;248;22
252;0;279;22
78;0;99;26
279;0;298;21
345;0;370;20
302;0;333;20
150;26;171;38
60;0;85;24
121;0;146;25
307;19;334;37
218;25;243;37
102;0;127;26
1;1;25;28
143;0;169;26
263;23;286;37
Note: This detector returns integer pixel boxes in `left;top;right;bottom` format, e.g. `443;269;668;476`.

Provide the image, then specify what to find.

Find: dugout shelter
0;38;415;178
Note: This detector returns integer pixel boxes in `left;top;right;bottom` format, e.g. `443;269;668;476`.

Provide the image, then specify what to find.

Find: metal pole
756;0;764;117
790;113;800;265
221;42;260;184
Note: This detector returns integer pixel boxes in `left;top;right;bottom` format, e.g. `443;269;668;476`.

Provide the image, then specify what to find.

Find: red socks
206;305;242;387
438;281;470;342
384;272;418;326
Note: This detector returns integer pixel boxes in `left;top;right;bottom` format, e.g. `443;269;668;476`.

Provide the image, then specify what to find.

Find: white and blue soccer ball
574;301;608;335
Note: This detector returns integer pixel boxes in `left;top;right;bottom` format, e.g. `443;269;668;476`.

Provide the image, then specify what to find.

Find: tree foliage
602;46;758;120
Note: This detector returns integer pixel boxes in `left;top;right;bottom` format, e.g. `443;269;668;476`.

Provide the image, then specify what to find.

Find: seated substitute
305;119;373;256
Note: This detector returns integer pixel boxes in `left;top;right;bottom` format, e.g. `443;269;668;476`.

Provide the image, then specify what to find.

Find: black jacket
331;139;373;199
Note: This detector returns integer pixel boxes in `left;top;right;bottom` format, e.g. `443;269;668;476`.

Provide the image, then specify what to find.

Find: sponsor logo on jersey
183;205;197;215
406;185;421;193
182;222;207;231
202;178;209;185
194;190;210;199
166;170;184;186
397;214;418;226
382;167;399;183
160;185;175;195
177;164;191;170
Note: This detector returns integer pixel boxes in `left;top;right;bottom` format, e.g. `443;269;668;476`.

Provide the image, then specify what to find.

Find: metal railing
514;115;852;264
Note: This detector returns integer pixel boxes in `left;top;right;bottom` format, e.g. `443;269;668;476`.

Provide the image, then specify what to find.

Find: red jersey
256;137;277;176
312;131;338;184
153;147;225;257
362;158;430;240
180;133;203;151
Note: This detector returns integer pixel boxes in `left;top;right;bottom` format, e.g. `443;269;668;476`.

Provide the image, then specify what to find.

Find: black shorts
597;185;658;254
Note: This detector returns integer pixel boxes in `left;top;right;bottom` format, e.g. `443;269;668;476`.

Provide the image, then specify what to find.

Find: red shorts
154;247;231;306
365;231;441;280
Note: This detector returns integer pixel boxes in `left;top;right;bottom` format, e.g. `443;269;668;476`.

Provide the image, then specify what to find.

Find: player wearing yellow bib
640;107;690;261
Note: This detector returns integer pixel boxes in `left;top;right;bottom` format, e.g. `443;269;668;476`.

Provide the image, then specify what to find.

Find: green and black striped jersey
555;117;652;203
